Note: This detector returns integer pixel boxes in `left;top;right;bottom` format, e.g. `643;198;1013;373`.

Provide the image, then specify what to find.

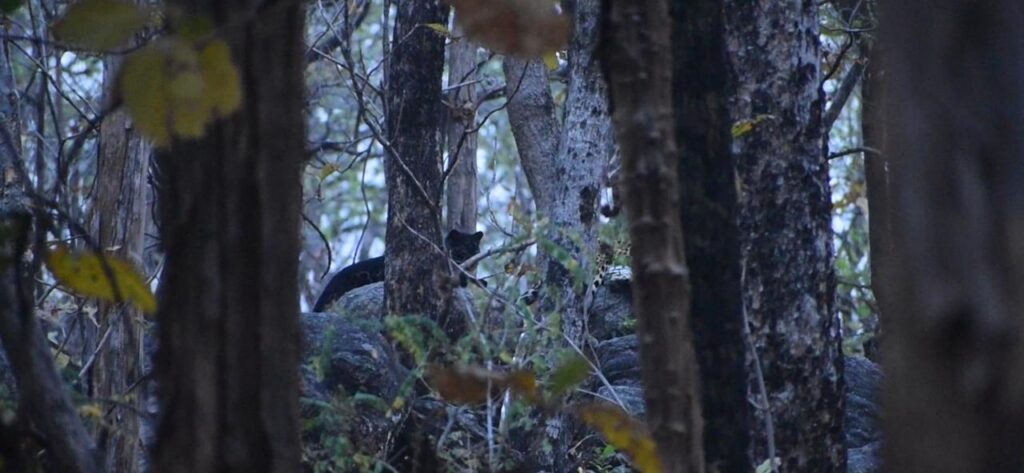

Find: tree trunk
502;1;613;469
601;0;704;471
724;1;846;471
384;0;453;330
672;0;752;470
444;19;478;234
87;56;148;473
880;1;1024;471
0;37;102;473
861;38;889;361
151;1;305;472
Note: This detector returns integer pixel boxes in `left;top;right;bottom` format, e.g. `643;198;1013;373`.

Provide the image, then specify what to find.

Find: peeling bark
724;1;845;471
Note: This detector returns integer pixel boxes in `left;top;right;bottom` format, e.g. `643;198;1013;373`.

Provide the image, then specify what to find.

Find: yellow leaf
424;22;451;38
171;70;211;138
52;0;148;52
542;51;558;70
46;245;156;315
78;403;104;419
577;402;663;473
120;38;242;146
198;40;242;117
318;163;339;181
730;114;775;138
120;43;172;145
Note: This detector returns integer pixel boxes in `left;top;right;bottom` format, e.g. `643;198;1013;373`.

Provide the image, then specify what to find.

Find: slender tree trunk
880;1;1024;471
152;1;305;472
724;1;846;471
861;38;889;360
384;0;453;329
444;19;478;234
86;56;148;473
601;1;704;471
0;43;102;473
672;0;752;470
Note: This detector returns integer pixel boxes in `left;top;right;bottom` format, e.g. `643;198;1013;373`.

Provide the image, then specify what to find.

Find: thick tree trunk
384;0;453;330
724;1;846;471
152;2;305;472
86;56;148;473
444;19;478;234
671;0;752;470
880;1;1024;471
601;0;704;471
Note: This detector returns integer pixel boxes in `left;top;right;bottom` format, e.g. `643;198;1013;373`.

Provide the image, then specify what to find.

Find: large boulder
845;355;882;448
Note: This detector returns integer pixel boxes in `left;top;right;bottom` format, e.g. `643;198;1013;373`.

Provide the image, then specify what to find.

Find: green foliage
300;394;374;472
0;0;23;13
547;353;590;397
385;315;448;367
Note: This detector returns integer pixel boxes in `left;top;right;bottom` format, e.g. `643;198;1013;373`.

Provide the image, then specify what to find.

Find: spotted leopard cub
590;238;632;290
519;237;631;307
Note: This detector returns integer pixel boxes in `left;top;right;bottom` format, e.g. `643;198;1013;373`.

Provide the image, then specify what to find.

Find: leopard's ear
473;231;483;242
447;229;459;240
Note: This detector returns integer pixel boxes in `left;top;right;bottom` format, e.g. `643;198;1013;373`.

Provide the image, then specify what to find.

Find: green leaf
52;0;148;52
0;0;23;14
424;22;450;38
548;354;590;397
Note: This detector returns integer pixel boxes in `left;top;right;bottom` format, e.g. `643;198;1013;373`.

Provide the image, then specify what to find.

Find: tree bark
86;56;148;473
880;1;1024;471
384;0;453;330
724;1;846;471
444;19;478;234
601;1;704;471
861;38;889;360
672;0;752;470
502;1;613;469
151;1;305;472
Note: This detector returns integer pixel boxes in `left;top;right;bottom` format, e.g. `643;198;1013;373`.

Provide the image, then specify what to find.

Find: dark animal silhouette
312;230;483;312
